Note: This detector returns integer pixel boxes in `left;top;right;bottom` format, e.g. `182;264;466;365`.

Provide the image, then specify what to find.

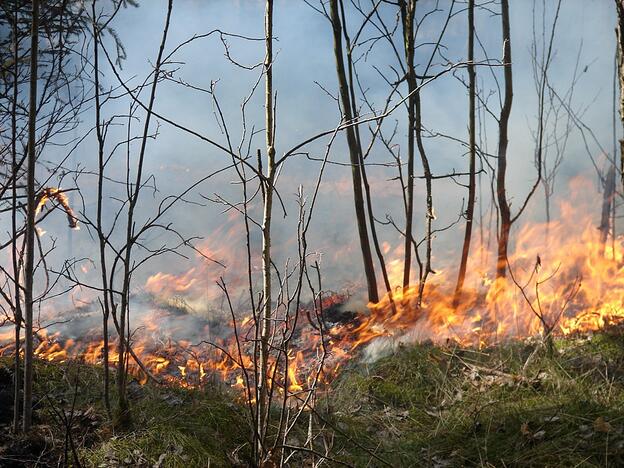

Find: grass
0;358;249;467
1;329;624;466
323;331;624;466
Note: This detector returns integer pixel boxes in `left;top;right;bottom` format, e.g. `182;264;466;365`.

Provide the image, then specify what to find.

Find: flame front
2;180;623;400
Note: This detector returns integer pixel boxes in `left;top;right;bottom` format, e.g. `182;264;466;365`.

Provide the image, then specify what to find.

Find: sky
14;0;620;313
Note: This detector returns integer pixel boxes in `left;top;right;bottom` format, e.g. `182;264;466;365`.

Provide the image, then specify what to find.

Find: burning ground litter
2;188;624;396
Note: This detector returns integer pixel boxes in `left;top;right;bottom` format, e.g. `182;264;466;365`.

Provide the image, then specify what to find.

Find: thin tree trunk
599;165;616;251
399;0;435;307
414;92;434;306
91;0;111;417
23;0;39;433
329;0;379;303
11;0;22;433
544;184;551;241
495;0;513;279
337;1;393;302
453;0;476;306
257;0;275;461
400;0;416;291
116;0;173;428
616;0;624;190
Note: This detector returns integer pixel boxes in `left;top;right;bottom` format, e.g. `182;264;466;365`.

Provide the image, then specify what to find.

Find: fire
1;179;623;402
35;187;79;229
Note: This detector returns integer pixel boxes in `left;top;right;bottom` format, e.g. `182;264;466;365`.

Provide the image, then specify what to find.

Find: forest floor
1;326;624;467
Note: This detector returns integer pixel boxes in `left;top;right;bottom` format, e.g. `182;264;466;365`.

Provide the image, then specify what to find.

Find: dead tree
113;0;173;428
90;0;117;417
8;0;23;434
336;1;395;306
0;0;89;432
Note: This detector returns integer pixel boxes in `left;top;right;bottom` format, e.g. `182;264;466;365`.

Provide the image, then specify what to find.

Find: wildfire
35;187;79;229
1;179;623;400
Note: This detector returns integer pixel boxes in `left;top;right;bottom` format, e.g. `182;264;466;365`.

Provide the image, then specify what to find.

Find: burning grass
1;328;624;466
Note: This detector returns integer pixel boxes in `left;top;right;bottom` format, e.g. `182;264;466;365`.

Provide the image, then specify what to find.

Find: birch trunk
257;0;275;460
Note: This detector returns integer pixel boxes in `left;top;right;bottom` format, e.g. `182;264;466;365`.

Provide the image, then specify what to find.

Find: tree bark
337;1;394;304
91;0;111;417
329;0;379;303
616;0;624;190
257;0;275;461
11;0;22;433
599;165;616;251
495;0;513;279
400;0;416;291
23;0;39;433
453;0;476;305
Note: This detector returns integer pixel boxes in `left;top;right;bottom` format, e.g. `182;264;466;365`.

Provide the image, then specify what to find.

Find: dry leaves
593;416;613;433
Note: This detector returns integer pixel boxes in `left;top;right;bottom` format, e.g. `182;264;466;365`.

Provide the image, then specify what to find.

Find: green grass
322;333;624;467
2;330;624;467
0;358;248;467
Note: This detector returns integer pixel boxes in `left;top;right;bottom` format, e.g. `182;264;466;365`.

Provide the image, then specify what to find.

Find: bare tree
495;0;560;278
0;0;90;433
257;0;276;457
399;0;417;292
22;0;39;433
495;0;513;280
616;0;624;190
328;0;379;304
453;0;476;305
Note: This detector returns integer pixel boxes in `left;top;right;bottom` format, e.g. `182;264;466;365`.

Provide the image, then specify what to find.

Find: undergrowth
0;329;623;467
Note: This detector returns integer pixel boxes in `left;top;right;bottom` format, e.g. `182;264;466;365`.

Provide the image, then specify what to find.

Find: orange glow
1;178;623;402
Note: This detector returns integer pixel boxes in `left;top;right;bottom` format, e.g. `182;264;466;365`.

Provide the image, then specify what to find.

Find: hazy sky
28;0;620;309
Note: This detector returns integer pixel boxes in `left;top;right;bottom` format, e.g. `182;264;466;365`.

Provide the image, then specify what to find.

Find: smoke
0;1;619;370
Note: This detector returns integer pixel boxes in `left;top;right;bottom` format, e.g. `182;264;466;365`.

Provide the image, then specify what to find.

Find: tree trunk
115;0;173;428
495;0;513;279
400;0;416;291
337;1;394;303
599;165;616;251
23;0;39;433
91;0;112;417
11;0;22;433
616;0;624;190
329;0;379;303
257;0;275;461
453;0;476;306
399;0;434;307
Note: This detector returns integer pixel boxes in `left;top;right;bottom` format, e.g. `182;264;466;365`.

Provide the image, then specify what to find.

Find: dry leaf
593;417;613;433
